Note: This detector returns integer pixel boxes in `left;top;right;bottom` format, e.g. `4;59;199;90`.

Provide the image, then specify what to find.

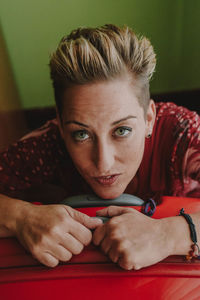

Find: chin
93;187;124;200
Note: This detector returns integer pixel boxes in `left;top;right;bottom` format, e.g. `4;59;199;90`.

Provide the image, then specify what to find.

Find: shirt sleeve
0;119;65;197
170;106;200;197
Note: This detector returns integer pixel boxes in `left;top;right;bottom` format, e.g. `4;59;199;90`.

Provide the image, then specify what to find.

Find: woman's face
58;77;155;199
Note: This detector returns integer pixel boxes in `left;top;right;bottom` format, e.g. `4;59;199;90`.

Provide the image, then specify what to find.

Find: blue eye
72;130;89;141
114;126;132;137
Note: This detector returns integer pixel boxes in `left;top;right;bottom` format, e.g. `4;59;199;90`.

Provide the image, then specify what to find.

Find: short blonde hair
49;24;156;117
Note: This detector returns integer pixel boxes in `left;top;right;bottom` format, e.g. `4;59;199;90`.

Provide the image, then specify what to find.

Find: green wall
0;0;200;109
179;0;200;90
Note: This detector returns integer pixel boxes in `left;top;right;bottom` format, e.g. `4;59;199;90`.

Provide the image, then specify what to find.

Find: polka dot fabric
0;120;67;196
0;102;199;203
136;102;200;202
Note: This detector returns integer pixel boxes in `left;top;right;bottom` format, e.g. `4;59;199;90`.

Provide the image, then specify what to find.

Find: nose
93;139;115;174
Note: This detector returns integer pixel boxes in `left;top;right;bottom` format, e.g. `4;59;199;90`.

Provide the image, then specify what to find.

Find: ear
145;99;156;137
56;107;65;139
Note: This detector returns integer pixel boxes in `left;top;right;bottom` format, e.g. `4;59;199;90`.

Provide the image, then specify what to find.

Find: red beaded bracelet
186;243;200;261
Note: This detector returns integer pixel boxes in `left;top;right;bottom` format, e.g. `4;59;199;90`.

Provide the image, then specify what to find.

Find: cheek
123;135;145;166
64;140;92;172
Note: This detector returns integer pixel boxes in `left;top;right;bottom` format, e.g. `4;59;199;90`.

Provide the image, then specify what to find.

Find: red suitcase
1;196;200;300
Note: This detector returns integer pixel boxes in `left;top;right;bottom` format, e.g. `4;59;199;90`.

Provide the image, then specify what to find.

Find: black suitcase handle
61;193;144;208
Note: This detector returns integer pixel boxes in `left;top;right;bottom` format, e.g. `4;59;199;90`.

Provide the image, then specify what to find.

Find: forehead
62;78;144;123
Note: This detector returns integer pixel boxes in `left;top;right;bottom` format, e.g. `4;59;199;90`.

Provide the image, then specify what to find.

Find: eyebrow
111;115;137;125
64;115;136;128
64;120;89;128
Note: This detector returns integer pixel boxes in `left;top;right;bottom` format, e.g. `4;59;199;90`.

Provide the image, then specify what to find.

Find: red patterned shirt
0;102;199;203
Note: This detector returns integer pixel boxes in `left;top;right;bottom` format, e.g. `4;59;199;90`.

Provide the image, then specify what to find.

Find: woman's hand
15;203;102;267
93;206;173;270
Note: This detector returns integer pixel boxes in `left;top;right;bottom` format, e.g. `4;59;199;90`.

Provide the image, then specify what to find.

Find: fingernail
91;217;103;224
94;216;110;224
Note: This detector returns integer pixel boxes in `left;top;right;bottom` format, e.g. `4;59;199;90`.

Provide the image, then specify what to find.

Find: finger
37;252;59;268
44;243;73;262
100;236;111;254
69;218;93;245
96;206;133;217
108;247;119;263
61;233;84;255
66;206;103;229
118;256;134;271
92;224;106;246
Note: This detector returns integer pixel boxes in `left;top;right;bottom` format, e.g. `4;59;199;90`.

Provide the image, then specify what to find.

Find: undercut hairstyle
49;24;156;118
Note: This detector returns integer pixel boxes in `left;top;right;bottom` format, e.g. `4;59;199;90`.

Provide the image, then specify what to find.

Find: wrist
0;195;33;237
160;216;192;256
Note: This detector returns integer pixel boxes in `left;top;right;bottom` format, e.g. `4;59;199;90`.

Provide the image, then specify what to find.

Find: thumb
96;205;133;217
67;207;103;229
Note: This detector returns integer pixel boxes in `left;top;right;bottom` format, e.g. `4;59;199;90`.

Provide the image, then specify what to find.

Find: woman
0;24;199;270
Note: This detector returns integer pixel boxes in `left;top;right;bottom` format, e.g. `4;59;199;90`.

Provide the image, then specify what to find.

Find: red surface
2;263;200;300
1;196;200;300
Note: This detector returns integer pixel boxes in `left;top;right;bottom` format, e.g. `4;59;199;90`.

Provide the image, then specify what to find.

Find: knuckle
64;205;76;218
109;230;121;241
54;205;67;217
63;205;72;213
31;245;40;258
107;227;124;244
55;205;65;213
48;259;59;268
123;264;133;271
114;245;126;257
59;251;72;262
55;206;72;224
117;240;131;253
119;258;133;270
31;241;46;257
119;255;141;271
31;248;59;268
83;230;92;245
73;244;84;255
108;218;118;227
49;225;59;237
110;253;118;263
58;212;67;223
106;223;118;236
92;231;99;245
64;252;72;261
45;257;59;268
107;206;116;214
107;218;124;233
118;251;136;270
